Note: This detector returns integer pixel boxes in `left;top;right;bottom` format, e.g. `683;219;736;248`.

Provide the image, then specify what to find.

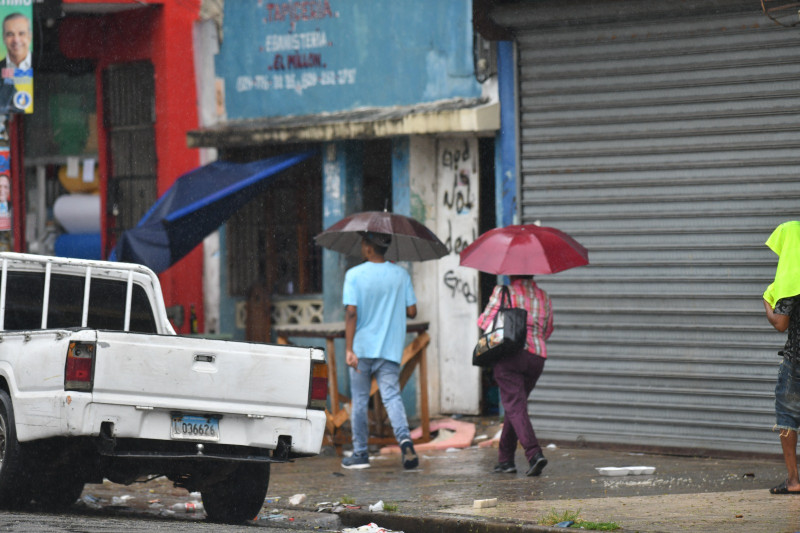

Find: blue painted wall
391;137;417;415
217;0;481;119
496;41;517;228
322;141;365;399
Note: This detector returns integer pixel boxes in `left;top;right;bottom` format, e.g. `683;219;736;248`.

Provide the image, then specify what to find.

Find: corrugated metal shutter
499;2;799;452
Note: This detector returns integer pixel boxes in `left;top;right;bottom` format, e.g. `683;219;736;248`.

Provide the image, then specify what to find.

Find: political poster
0;2;32;113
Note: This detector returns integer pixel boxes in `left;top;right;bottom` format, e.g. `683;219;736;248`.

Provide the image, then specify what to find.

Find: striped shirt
477;279;554;358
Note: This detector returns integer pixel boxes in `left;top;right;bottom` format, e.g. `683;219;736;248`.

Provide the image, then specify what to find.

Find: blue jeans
776;357;800;432
349;358;411;455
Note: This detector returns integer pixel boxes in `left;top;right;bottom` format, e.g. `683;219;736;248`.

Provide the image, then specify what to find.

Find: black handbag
472;286;528;367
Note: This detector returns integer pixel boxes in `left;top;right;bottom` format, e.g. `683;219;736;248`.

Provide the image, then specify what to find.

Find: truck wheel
202;463;270;523
0;389;31;509
30;475;85;510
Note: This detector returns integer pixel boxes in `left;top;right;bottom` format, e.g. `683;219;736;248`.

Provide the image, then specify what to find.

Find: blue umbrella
111;151;315;273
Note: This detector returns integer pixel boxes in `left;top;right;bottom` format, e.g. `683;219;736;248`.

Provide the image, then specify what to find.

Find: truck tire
202;463;270;523
30;474;85;510
0;389;31;509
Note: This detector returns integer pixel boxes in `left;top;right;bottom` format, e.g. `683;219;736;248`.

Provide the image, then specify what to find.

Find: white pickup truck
0;252;327;522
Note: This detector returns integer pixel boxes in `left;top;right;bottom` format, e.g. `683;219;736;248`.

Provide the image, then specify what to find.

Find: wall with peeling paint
216;0;481;120
407;136;481;415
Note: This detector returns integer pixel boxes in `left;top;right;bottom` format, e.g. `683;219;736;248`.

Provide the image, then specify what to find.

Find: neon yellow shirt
764;221;800;308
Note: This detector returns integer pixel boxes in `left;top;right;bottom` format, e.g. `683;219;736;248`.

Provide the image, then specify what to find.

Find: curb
338;509;581;533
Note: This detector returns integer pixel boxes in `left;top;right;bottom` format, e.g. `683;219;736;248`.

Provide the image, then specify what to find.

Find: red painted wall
59;1;204;333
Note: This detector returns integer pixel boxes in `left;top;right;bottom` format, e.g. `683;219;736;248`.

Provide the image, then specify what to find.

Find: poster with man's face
0;4;32;113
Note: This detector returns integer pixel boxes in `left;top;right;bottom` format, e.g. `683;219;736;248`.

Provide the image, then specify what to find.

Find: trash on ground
368;500;384;512
474;434;488;440
258;513;287;521
473;498;497;509
546;443;558;449
478;428;503;448
555;520;575;527
172;501;203;512
342;523;403;533
111;495;134;505
381;418;476;454
596;466;655;476
289;493;307;505
445;447;461;453
80;494;102;509
264;496;282;503
626;466;655;475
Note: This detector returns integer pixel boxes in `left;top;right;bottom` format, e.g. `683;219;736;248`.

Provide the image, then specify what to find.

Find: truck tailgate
91;331;315;415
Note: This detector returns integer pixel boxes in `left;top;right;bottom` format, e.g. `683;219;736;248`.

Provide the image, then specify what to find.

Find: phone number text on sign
236;69;356;94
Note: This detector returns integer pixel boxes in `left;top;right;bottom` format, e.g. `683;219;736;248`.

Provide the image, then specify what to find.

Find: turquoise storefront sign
217;0;481;120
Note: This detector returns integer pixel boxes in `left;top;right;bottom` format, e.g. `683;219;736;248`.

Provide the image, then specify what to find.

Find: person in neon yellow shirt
764;221;800;495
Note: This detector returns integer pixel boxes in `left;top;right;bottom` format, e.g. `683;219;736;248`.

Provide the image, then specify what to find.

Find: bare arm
345;304;359;371
765;299;790;332
406;304;417;319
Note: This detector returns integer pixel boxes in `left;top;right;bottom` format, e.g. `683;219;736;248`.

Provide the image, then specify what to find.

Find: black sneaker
400;439;418;469
526;452;547;477
341;452;370;469
493;461;517;473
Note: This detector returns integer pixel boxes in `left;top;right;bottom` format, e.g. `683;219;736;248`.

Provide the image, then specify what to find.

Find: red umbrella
459;224;589;275
315;211;447;262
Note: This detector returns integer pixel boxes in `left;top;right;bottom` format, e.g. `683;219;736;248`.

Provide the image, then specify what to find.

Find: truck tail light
65;341;95;391
309;361;328;410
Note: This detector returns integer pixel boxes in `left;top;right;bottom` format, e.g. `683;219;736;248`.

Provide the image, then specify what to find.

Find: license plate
170;414;220;442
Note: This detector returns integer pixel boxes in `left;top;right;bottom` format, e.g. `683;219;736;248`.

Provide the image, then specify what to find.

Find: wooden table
274;320;431;450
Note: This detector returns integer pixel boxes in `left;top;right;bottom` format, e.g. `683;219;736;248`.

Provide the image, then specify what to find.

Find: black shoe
526;452;547;477
400;439;418;470
493;461;516;473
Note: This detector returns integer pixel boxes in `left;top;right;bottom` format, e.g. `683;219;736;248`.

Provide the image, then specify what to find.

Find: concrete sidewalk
265;429;798;532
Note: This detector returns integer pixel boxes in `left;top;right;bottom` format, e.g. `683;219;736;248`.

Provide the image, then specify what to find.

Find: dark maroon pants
493;348;546;464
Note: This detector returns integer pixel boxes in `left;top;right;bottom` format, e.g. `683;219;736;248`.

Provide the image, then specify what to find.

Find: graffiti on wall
443;269;477;304
437;139;478;305
441;142;474;215
436;137;481;413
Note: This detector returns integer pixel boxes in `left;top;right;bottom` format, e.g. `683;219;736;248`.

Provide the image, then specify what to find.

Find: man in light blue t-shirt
341;231;418;470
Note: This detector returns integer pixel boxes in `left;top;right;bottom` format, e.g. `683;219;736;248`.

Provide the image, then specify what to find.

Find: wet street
0;511;302;532
0;426;792;532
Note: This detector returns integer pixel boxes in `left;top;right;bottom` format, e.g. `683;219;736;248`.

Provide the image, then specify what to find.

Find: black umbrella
314;211;447;262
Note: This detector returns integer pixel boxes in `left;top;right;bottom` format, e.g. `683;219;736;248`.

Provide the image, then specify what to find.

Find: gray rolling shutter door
502;3;799;452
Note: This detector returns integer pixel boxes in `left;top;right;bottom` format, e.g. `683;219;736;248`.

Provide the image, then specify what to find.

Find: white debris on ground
342;523;404;533
110;494;134;505
368;500;384;512
288;493;307;505
474;498;498;509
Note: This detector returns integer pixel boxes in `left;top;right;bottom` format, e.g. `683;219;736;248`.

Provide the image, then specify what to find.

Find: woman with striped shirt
478;275;554;476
